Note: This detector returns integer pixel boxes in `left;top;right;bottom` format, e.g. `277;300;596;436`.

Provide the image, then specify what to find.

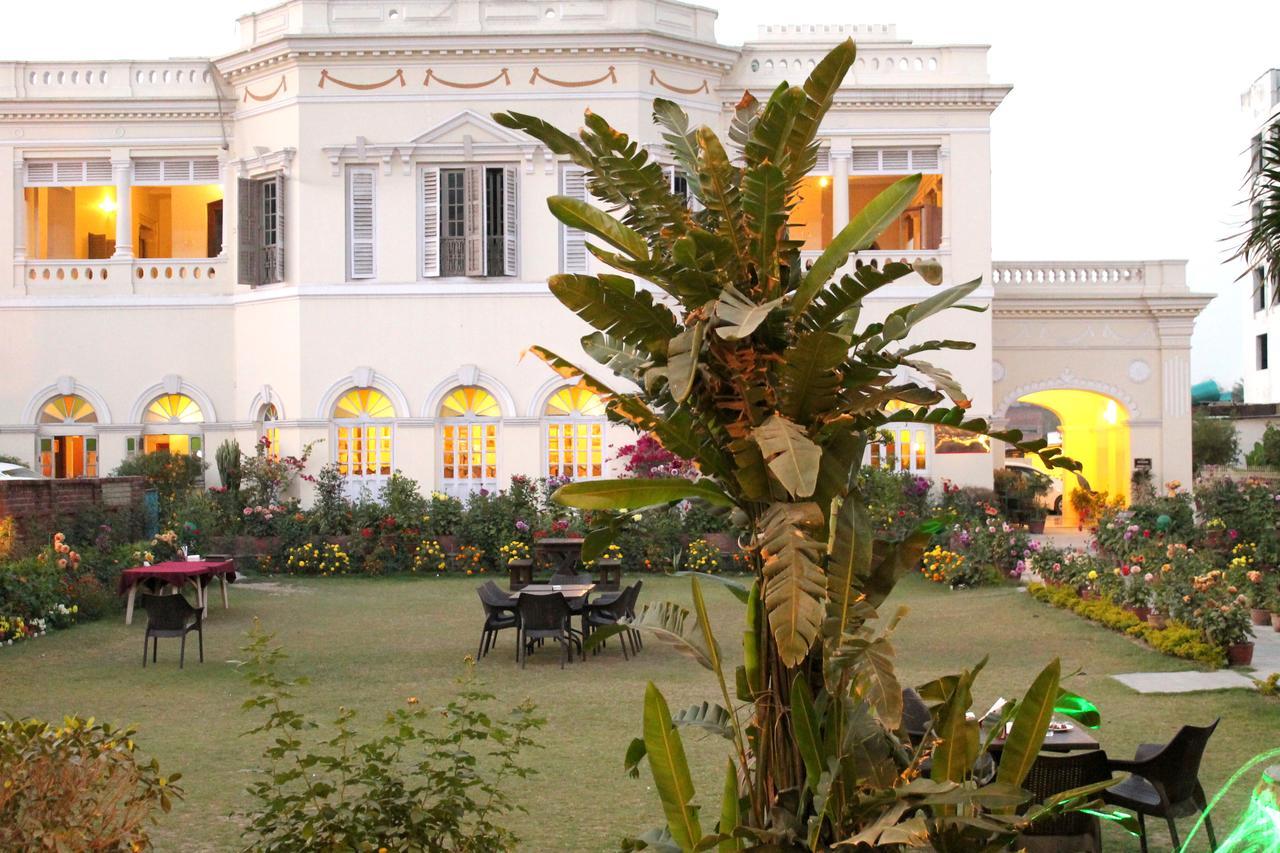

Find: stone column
1157;314;1196;488
13;158;26;261
831;148;850;235
111;157;133;258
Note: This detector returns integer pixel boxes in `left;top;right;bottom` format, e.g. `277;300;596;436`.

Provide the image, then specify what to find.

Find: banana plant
496;37;1090;850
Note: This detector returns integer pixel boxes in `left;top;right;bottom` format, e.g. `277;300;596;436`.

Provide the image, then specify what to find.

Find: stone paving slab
1112;670;1257;693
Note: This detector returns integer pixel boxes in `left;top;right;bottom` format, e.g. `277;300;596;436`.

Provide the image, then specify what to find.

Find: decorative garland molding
243;75;287;102
318;68;406;90
424;67;511;89
232;147;297;179
649;69;709;95
529;66;616;87
992;369;1141;421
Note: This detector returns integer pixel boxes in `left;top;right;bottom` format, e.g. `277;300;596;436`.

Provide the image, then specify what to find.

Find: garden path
1112;621;1279;693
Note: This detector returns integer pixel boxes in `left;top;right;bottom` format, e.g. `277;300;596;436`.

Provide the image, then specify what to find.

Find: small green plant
214;439;242;493
1255;672;1280;697
1192;411;1240;473
238;621;544;852
0;715;182;851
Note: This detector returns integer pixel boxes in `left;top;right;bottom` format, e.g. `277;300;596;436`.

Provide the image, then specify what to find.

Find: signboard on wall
1134;457;1152;472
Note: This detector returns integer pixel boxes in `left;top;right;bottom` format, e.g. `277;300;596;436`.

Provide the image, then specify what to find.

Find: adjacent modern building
1242;67;1280;406
0;0;1211;520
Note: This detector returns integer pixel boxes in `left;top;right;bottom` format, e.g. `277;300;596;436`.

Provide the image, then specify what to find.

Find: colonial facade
0;0;1209;513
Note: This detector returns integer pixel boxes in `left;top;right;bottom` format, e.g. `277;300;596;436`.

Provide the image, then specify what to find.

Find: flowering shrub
0;716;182;851
0;516;14;561
919;546;964;584
240;437;318;508
0;614;45;645
616;434;697;479
262;542;351;577
678;539;720;573
452;544;486;575
498;540;531;564
412;539;448;574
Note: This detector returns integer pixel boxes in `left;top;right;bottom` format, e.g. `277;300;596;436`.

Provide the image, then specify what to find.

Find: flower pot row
1251;607;1280;632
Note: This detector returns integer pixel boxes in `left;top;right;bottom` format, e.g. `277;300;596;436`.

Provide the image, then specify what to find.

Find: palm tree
1238;117;1280;296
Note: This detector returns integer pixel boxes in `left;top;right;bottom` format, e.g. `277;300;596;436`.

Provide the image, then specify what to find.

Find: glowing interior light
1102;400;1119;425
818;176;830;187
98;195;117;214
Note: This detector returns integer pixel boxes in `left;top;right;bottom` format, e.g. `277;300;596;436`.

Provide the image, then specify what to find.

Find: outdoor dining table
513;583;597;645
118;559;236;625
989;723;1100;755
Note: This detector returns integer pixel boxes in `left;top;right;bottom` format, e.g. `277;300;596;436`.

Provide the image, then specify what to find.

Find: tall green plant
215;439;242;494
495;39;1106;849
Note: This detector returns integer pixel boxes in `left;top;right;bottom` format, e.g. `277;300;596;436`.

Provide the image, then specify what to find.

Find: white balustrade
991;261;1148;286
4;61;217;100
20;258;228;289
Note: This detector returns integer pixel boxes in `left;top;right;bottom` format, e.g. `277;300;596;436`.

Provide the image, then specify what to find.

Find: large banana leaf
585;599;719;670
792;174;922;316
713;285;783;341
785;39;856;184
860;277;985;351
759;501;827;666
643;682;703;852
652;98;703;199
930;660;984;784
553;477;733;510
790;673;824;792
492;110;592;164
855;637;903;731
742;84;806;174
741;162;789;289
547;194;650;260
607;396;737;481
695;128;749;280
672;702;735;740
801;262;914;333
727;90;760;150
549;273;679;352
824;494;873;648
777;331;848;425
523;345;619;398
666;322;706;403
753;415;822;499
719;759;741;852
582;332;648;383
995;658;1061;789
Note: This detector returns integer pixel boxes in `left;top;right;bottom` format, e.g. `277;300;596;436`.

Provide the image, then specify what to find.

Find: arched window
438;386;499;497
141;393;204;457
543;386;606;481
258;403;280;458
333;389;394;493
36;394;98;478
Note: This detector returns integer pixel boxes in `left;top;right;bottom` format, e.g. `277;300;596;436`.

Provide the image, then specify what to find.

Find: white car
0;461;41;480
1003;459;1064;515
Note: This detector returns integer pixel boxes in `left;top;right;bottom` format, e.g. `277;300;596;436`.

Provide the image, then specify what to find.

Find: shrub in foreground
0;716;182;851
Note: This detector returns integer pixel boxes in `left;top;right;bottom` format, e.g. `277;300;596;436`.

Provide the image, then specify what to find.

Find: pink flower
243;507;253;516
1144;573;1155;583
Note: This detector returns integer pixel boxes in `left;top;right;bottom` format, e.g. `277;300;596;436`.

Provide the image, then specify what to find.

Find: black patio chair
140;593;203;668
586;584;636;659
625;580;643;651
1102;719;1220;852
516;592;579;669
476;582;518;660
1016;749;1113;853
901;687;932;745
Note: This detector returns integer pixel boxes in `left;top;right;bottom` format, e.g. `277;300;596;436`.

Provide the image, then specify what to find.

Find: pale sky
3;1;1277;388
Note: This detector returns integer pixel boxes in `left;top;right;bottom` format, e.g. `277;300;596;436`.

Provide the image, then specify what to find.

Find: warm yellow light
1103;400;1118;425
818;176;830;188
98;195;116;214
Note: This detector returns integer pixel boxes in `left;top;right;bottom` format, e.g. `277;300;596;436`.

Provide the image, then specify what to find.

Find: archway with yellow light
1008;389;1130;526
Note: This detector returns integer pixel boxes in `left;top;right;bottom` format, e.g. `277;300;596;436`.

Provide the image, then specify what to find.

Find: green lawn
2;574;1276;851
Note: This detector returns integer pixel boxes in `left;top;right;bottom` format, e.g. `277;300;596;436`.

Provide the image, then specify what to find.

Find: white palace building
0;0;1212;519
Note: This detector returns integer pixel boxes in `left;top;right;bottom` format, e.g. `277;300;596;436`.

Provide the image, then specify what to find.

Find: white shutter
464;165;483;276
850;149;880;172
559;165;588;273
503;165;518;278
133;157;221;185
812;146;830;173
347;166;376;280
909;148;939;172
881;148;910;171
25;159;111;186
421;167;440;278
849;147;941;174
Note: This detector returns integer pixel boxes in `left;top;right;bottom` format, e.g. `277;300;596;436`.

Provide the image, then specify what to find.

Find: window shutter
25;159;111;186
850;147;941;174
464;165;484;276
503;165;518;278
133;157;221;185
812;147;830;173
237;177;262;286
559;166;588;273
851;149;880;172
347;166;376;280
132;160;163;183
421;167;440;277
910;148;939;172
881;148;910;171
267;174;285;282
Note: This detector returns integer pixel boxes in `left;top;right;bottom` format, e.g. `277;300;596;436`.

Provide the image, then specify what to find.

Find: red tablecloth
118;560;236;595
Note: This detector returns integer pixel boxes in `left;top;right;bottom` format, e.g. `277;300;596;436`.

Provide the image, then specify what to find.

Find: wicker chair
516;592;579;668
1102;719;1220;852
476;583;518;660
140;593;203;668
587;585;635;659
1016;750;1112;853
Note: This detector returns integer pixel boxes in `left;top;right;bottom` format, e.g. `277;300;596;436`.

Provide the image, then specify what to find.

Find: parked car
0;462;41;480
1003;459;1063;515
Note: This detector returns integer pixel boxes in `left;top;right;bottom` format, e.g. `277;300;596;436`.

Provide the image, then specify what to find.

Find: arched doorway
438;386;500;499
332;388;395;499
1008;389;1130;526
36;394;99;478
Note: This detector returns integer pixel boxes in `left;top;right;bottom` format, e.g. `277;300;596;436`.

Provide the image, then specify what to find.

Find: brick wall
0;477;149;554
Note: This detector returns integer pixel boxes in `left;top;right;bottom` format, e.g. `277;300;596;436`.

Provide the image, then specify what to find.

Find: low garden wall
0;477;149;557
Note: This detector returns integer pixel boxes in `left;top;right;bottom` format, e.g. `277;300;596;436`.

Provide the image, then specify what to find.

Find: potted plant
1248;569;1272;626
1200;600;1255;666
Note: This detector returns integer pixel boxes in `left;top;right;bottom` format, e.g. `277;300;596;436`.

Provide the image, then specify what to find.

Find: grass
2;572;1277;851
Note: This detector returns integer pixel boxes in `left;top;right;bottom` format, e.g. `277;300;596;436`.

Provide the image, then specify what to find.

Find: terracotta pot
1227;642;1255;666
1253;608;1273;626
1129;606;1150;623
1147;611;1167;630
1026;517;1047;534
1079;588;1096;601
1272;612;1280;632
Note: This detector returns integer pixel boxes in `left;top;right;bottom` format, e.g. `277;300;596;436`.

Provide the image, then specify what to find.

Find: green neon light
1053;691;1100;729
1180;751;1280;853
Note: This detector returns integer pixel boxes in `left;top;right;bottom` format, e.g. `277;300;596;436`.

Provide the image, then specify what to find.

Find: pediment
411;110;529;146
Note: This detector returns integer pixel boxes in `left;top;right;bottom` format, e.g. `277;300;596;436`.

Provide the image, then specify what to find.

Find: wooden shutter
421;167;440;277
237;177;262;285
267;174;285;282
464;165;483;276
25;159;111;186
347;166;376;280
503;165;518;277
133;157;221;185
559;166;587;273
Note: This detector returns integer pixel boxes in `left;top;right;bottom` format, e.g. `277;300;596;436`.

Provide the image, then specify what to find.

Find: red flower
1142;530;1150;538
360;528;374;539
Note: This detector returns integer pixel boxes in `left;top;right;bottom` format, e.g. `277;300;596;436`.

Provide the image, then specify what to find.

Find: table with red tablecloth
118;560;236;625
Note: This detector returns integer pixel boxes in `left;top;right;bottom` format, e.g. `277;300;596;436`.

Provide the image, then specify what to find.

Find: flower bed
1027;582;1225;667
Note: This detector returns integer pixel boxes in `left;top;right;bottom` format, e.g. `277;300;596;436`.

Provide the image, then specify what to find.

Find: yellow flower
1087;570;1098;581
